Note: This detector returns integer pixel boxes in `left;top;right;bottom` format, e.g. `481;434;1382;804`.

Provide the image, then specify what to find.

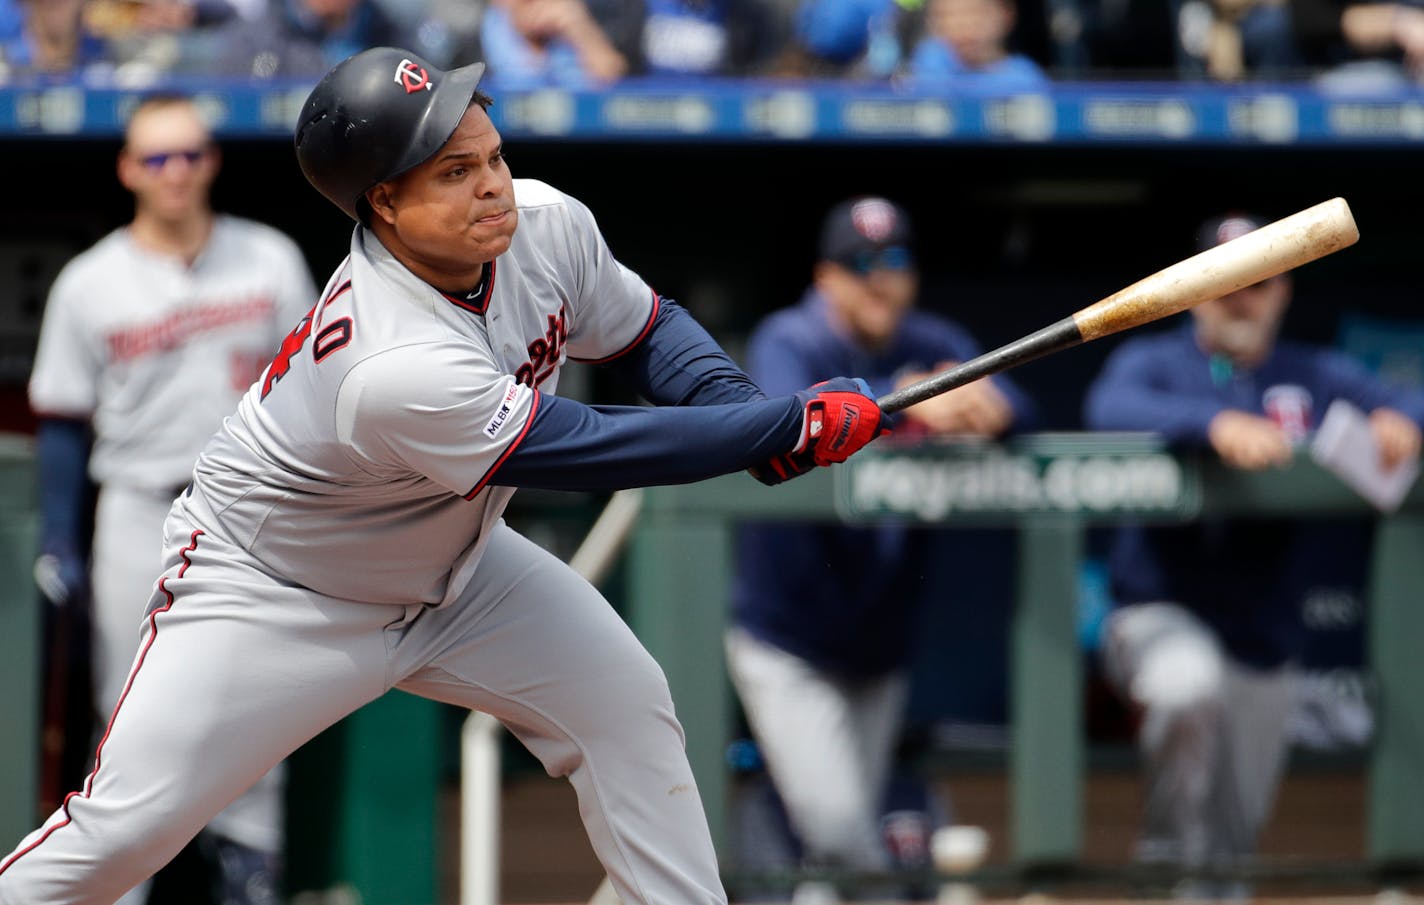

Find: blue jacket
906;40;1049;90
1084;323;1424;668
732;289;1037;678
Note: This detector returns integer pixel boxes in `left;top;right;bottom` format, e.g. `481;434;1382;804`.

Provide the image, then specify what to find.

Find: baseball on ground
931;825;990;874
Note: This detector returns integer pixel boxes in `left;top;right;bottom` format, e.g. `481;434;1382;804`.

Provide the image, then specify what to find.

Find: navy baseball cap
820;197;915;274
1197;212;1265;251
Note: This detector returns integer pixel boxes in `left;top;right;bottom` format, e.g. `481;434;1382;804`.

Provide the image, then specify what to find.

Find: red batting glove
749;377;888;485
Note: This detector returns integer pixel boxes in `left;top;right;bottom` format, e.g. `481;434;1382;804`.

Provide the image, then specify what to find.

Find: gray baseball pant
0;517;724;905
725;626;908;868
1101;602;1297;871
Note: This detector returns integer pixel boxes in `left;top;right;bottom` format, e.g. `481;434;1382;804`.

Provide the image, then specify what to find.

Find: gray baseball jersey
194;178;655;604
29;215;315;490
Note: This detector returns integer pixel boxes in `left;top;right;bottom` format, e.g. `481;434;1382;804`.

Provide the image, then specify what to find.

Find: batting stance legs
92;484;285;905
397;525;725;905
0;515;725;905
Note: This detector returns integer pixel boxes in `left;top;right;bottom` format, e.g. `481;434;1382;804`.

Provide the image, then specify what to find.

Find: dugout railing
0;434;37;852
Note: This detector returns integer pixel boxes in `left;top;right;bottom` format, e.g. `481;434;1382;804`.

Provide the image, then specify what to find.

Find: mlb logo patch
484;383;523;439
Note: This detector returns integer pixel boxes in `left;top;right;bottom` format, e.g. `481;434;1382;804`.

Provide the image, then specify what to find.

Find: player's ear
365;183;399;226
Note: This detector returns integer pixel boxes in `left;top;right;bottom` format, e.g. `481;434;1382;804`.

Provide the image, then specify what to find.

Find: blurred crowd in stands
2;0;1423;93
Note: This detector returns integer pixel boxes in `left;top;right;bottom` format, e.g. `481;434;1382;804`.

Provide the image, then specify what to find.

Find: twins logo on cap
1213;216;1258;246
851;198;898;242
395;59;434;94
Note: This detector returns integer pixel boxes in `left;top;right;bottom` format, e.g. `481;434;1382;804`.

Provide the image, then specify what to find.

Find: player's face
367;104;517;292
1193;274;1290;364
118;103;217;223
816;259;919;350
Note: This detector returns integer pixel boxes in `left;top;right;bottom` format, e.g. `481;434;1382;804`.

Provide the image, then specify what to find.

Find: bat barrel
1073;197;1359;342
875;197;1359;416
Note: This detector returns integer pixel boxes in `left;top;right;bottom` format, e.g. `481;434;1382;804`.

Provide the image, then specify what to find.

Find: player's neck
129;210;215;266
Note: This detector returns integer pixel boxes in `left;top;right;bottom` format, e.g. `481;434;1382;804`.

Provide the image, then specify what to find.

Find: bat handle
877;358;990;414
875;317;1083;415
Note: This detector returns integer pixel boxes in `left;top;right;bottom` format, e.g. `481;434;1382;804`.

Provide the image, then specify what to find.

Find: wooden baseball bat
876;197;1360;415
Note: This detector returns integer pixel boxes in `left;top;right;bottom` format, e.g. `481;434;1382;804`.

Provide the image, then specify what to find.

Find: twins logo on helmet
396;59;433;94
295;47;486;219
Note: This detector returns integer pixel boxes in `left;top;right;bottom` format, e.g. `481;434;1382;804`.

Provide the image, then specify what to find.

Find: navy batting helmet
294;47;487;222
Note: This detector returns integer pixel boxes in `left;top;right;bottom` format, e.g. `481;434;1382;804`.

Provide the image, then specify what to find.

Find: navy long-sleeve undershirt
492;393;803;491
495;297;799;491
605;298;766;406
36;416;91;556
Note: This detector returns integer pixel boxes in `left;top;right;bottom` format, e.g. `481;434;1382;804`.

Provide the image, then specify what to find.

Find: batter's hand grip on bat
750;378;887;484
877;197;1359;416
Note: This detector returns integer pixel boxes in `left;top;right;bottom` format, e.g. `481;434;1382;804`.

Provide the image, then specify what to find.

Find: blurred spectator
905;0;1049;87
209;0;421;79
378;0;481;66
774;0;918;78
627;0;788;77
727;197;1036;890
1084;212;1424;900
1174;0;1301;80
86;0;256;30
1174;0;1424;86
0;0;110;83
1292;0;1424;87
479;0;628;87
0;0;20;41
83;0;260;85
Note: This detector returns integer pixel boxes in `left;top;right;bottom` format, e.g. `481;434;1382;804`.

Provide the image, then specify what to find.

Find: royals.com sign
835;442;1201;522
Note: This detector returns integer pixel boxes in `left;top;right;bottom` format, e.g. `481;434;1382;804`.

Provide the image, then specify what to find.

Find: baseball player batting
0;47;885;905
0;46;1360;905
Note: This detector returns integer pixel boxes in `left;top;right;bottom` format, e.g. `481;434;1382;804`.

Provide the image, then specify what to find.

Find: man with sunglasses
27;93;315;905
727;196;1036;889
1084;212;1424;899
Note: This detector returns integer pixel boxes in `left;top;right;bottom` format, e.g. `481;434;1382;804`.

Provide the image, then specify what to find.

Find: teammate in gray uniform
0;47;886;905
26;94;315;905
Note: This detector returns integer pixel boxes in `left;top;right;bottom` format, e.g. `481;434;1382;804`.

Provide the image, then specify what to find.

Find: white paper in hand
1309;399;1420;511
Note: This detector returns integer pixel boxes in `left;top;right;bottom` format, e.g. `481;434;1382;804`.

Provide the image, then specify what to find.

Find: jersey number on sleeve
260;313;312;400
260;281;355;400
